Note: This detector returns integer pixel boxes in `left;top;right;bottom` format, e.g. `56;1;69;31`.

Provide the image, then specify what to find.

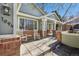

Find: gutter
17;12;40;19
40;11;62;22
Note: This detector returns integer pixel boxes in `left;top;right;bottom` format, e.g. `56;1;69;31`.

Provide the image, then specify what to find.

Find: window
25;20;33;30
19;18;33;30
34;21;37;30
19;19;24;30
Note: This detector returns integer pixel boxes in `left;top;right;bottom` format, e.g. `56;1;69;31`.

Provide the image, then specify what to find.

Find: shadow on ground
51;41;79;56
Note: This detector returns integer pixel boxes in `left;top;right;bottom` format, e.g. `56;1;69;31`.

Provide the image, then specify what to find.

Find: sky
42;3;79;18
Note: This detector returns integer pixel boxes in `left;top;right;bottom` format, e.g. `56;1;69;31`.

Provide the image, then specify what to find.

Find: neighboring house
62;17;79;31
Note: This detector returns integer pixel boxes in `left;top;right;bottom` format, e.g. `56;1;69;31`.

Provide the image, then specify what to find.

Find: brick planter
0;35;21;56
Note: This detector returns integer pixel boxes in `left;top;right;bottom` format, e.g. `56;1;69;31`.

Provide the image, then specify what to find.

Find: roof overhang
44;17;63;24
17;12;40;19
40;12;61;21
16;3;63;24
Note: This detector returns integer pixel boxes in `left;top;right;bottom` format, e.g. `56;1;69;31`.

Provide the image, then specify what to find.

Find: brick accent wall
56;31;62;42
0;36;21;56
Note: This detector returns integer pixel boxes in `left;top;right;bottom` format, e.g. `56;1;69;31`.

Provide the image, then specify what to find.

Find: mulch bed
51;41;79;56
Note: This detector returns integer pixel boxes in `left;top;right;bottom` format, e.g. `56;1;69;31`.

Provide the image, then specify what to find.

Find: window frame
18;17;38;31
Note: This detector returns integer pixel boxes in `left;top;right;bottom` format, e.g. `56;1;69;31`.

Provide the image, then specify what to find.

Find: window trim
18;17;38;31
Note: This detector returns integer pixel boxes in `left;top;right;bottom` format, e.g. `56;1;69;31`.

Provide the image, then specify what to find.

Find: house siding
0;3;13;35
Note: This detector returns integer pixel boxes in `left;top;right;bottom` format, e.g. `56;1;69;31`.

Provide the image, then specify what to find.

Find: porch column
52;21;56;37
42;18;47;38
54;21;56;30
51;21;54;35
61;24;63;31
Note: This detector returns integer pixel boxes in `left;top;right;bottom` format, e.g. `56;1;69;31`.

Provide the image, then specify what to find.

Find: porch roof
17;4;63;24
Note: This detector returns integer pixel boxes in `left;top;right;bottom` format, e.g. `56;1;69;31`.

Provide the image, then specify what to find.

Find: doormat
51;41;79;56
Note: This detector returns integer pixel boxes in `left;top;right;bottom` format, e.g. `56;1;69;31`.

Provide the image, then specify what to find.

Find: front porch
20;37;57;56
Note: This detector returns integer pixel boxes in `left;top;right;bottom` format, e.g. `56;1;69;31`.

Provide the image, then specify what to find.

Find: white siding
0;4;13;35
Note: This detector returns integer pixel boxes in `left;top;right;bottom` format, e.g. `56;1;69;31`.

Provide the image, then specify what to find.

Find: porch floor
20;37;57;56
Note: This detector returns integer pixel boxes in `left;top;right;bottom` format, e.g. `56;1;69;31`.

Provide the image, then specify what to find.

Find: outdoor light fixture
2;5;10;16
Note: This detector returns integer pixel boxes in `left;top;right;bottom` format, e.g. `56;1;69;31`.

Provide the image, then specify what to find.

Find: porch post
53;21;56;37
61;24;62;31
54;21;56;30
42;18;47;38
51;21;54;35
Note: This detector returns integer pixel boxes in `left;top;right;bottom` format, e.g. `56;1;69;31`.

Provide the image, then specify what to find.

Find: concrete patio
20;37;57;56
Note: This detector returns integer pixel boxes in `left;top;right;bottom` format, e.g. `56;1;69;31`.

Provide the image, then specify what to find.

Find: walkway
20;37;57;56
